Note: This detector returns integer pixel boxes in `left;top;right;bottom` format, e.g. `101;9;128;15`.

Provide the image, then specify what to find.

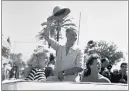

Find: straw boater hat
41;6;70;26
52;6;70;19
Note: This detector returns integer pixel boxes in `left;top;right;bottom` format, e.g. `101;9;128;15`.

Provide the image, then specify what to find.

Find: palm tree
37;15;77;45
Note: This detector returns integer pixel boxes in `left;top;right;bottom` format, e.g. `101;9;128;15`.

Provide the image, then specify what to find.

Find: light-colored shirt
49;38;84;81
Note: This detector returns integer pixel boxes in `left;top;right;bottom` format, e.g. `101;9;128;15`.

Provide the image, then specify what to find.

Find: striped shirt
25;67;46;82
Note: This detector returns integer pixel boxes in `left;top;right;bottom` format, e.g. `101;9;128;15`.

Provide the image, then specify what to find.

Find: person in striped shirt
25;47;50;82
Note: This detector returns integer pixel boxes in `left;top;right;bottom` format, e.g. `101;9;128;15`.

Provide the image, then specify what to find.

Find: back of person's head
84;54;100;76
101;58;109;67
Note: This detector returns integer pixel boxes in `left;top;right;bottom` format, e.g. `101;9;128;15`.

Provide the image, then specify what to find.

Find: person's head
120;62;127;72
113;69;119;75
87;40;95;49
101;58;109;68
27;47;50;69
66;27;77;47
84;54;101;76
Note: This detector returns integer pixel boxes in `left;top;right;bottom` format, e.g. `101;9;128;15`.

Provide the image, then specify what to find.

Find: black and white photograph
1;0;128;90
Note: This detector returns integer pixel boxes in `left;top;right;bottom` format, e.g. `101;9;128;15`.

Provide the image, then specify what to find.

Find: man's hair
120;62;127;67
101;58;109;63
66;27;77;35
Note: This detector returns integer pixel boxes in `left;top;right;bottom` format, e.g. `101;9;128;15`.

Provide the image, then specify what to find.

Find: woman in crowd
81;54;111;83
24;47;50;82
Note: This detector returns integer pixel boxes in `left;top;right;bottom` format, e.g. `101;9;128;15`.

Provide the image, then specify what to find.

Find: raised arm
43;16;59;51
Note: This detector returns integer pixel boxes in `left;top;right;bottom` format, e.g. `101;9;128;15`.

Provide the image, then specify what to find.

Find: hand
58;71;64;81
47;16;55;26
119;79;126;83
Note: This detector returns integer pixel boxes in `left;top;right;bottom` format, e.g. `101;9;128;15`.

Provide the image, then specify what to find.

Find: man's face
121;64;127;72
66;30;77;47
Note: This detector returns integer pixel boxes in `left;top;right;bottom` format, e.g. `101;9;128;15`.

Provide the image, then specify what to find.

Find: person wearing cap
43;6;84;82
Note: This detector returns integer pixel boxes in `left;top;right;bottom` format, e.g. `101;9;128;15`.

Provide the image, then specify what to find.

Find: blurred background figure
45;53;55;78
111;69;119;83
85;40;96;55
9;65;19;79
87;40;96;49
2;57;12;81
99;58;112;80
111;62;127;84
118;62;127;83
2;62;8;81
100;58;109;74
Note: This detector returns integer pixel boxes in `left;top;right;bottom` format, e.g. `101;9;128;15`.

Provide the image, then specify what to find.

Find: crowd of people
2;6;128;84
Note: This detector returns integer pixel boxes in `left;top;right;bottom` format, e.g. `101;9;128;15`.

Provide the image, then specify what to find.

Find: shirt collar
65;43;78;51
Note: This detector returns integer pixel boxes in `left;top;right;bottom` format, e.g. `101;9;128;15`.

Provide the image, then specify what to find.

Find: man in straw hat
42;6;84;82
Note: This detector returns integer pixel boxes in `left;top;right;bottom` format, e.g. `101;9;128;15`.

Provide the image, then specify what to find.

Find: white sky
2;1;128;68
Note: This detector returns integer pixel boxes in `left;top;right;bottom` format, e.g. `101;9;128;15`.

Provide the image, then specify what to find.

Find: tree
36;15;77;47
2;46;10;58
2;36;11;58
84;40;124;65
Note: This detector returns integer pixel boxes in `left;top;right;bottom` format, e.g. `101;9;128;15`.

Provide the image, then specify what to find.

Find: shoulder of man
73;46;83;52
